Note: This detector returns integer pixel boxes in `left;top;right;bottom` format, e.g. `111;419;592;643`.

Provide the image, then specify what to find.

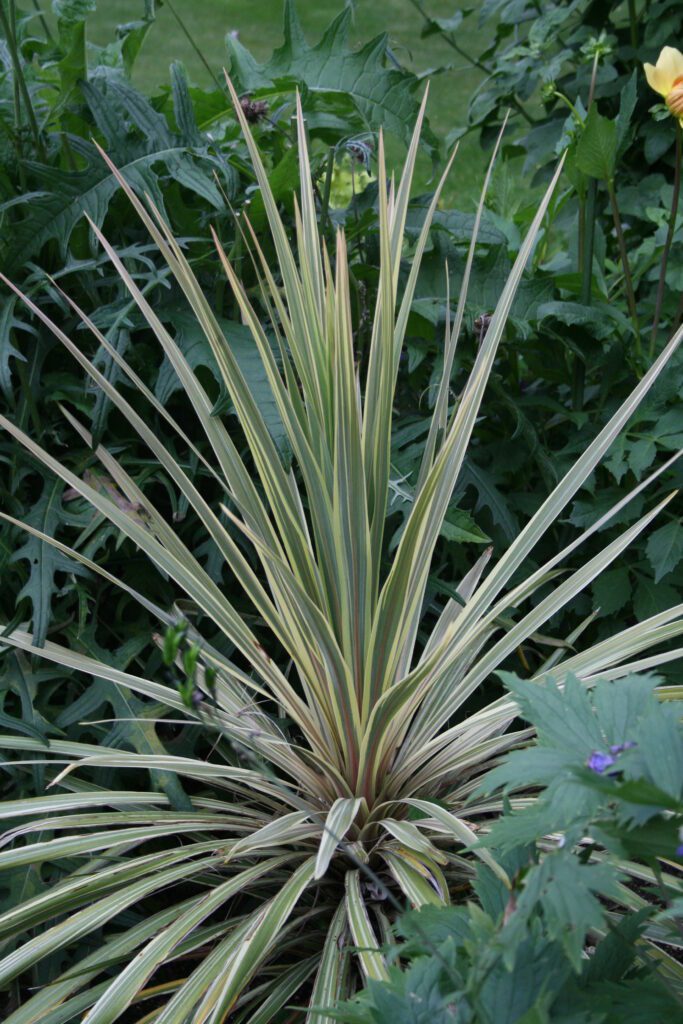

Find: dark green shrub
335;671;683;1023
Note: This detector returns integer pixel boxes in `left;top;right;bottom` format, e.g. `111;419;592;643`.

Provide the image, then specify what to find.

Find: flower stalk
573;178;597;410
0;0;46;162
628;0;639;51
606;178;641;356
650;120;682;358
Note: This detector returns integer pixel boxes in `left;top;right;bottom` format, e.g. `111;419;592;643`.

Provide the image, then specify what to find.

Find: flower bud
667;81;683;118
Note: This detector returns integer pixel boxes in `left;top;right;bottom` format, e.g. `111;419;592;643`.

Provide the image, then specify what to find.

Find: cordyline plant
0;81;682;1023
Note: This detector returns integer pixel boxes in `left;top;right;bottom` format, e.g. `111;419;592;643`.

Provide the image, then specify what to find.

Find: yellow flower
644;45;683;119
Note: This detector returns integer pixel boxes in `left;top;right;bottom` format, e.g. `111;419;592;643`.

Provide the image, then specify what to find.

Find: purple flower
609;741;637;755
587;751;616;774
676;844;683;858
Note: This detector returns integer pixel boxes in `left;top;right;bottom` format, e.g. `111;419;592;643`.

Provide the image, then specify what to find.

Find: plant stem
572;179;597;410
15;358;41;433
61;131;78;171
319;146;335;237
627;0;639;50
650;120;681;359
606;177;641;360
30;0;54;42
7;0;24;182
552;91;582;122
408;0;538;124
582;184;597;299
165;0;223;92
588;51;599;108
674;289;683;333
572;52;602;410
0;0;46;161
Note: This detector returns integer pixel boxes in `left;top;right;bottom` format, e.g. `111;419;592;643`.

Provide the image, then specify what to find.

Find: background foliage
337;672;683;1023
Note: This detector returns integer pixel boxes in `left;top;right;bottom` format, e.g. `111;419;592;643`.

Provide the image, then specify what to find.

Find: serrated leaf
460;461;518;541
634;701;683;801
0;294;30;401
633;576;680;620
604;435;628;484
247;145;299;231
154;307;288;453
0;74;224;270
440;508;491;545
537;300;631;340
507;853;622;970
476;940;564;1024
405;200;506;247
227;0;438;161
645;519;683;582
90;327;130;444
500;674;605;754
627;438;656;479
616;71;638;156
575;105;617;181
170;61;202;146
591;566;631;617
53;0;96;23
422;10;467;36
568;488;644;529
62;622;190;810
9;479;90;647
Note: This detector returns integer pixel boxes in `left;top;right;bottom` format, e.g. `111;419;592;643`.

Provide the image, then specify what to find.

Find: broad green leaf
227;0;438;161
646;519;683;583
504;854;623;971
575;104;617;181
634;577;681;620
170;60;202;145
420;10;465;37
592;567;631;617
537;299;632;340
90;327;130;444
616;70;638;155
628;438;657;479
247;146;300;231
460;461;519;541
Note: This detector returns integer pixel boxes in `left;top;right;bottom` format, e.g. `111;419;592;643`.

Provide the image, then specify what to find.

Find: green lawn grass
38;0;492;200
